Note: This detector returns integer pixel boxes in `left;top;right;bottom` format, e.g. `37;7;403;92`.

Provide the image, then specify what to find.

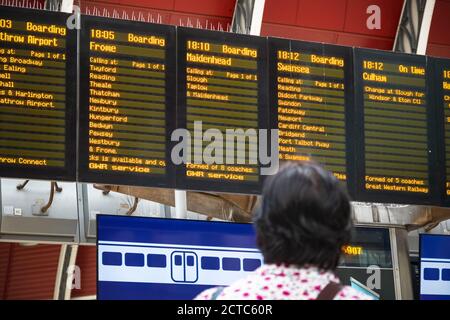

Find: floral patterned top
195;264;373;300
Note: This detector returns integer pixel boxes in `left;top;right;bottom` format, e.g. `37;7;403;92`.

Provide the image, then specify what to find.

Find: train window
147;254;166;268
201;257;220;270
125;253;145;267
186;255;194;267
243;258;261;271
174;254;182;266
423;268;440;281
102;252;122;266
442;269;450;281
222;257;240;271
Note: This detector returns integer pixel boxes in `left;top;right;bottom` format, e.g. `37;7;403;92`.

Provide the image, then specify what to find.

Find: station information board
354;48;438;204
176;27;268;194
0;6;76;181
268;38;354;195
434;58;450;206
78;16;176;187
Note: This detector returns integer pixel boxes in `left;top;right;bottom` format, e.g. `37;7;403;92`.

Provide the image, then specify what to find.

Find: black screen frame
267;37;356;199
0;6;77;181
77;15;176;188
432;57;450;207
175;27;269;195
353;47;439;205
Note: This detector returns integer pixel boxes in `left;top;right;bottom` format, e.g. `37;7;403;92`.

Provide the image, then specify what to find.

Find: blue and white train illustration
98;240;264;286
420;258;450;296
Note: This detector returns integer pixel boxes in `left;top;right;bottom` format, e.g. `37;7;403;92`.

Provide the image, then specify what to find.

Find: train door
170;251;198;283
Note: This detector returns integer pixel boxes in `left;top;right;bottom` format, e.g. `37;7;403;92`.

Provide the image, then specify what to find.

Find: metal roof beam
231;0;266;36
393;0;436;54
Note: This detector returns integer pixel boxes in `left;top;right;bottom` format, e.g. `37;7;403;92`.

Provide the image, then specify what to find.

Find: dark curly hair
253;161;352;270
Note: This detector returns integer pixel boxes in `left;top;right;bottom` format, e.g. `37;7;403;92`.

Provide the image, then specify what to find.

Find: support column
174;190;187;219
54;244;78;300
393;0;435;54
231;0;266;36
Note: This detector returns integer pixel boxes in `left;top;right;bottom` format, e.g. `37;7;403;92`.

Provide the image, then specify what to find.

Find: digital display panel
0;6;76;181
339;227;392;268
434;58;450;206
97;215;261;300
97;215;395;300
78;16;176;187
354;48;437;204
420;234;450;300
176;27;268;194
268;38;354;195
337;227;395;300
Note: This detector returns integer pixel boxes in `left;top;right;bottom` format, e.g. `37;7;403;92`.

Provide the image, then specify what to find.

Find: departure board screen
268;38;354;196
0;7;76;181
354;48;437;204
176;27;268;194
78;16;176;188
433;58;450;206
